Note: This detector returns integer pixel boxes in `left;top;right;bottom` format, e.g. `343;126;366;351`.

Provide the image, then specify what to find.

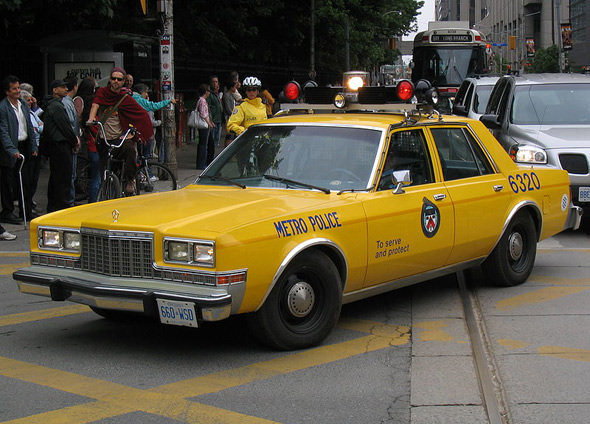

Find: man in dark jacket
43;79;78;212
0;75;37;223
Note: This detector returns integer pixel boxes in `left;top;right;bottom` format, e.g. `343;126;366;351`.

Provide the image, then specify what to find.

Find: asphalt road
2;228;590;423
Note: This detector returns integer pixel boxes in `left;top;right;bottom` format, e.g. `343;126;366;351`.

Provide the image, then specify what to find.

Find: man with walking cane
0;75;37;225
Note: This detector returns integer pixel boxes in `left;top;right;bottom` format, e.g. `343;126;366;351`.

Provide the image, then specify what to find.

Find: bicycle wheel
74;155;90;202
136;161;177;194
97;172;121;201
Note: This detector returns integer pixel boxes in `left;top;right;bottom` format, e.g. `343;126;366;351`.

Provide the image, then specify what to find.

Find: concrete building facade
434;0;589;72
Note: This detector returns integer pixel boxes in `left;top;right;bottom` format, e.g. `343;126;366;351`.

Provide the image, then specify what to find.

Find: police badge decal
421;198;440;238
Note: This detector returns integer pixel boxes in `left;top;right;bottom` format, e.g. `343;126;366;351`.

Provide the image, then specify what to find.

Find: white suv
481;73;590;216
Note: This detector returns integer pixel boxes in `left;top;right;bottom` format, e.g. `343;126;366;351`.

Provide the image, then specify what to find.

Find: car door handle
493;185;504;192
433;193;446;201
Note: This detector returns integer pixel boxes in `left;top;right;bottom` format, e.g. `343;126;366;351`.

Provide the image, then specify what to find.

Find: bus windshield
412;46;485;87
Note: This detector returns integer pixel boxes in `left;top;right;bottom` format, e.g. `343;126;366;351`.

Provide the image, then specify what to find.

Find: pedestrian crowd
0;68;276;241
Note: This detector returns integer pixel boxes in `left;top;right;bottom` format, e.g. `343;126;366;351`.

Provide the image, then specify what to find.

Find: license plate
156;299;198;327
579;187;590;203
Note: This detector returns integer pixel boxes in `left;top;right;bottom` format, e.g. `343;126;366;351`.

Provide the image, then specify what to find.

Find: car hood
512;125;590;149
33;185;338;236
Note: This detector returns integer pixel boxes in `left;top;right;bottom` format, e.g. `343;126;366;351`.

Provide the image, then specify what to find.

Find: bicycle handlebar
86;121;139;149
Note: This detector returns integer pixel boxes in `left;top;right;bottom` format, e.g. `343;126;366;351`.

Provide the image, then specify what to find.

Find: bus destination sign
431;34;473;42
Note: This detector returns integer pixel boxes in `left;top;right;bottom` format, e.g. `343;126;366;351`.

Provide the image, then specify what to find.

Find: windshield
412;46;485;86
473;85;494;114
198;125;383;191
511;83;590;125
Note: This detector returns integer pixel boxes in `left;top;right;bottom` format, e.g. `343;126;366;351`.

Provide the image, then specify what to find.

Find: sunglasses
110;77;124;81
245;87;258;92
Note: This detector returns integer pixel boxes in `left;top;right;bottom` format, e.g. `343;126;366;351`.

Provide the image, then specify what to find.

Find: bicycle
88;121;176;201
134;151;177;194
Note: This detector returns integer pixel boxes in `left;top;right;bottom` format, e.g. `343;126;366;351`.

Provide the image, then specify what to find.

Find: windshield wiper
199;175;246;189
263;174;330;194
337;185;375;195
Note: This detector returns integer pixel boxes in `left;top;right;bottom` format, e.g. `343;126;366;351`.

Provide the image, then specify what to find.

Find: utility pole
158;0;177;176
556;0;564;72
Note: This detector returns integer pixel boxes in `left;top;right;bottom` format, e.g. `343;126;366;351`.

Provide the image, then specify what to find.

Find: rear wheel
482;211;537;286
97;172;121;201
136;162;177;194
248;250;342;350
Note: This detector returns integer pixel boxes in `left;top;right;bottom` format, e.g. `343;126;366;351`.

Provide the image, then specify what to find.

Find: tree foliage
527;45;560;73
1;0;423;85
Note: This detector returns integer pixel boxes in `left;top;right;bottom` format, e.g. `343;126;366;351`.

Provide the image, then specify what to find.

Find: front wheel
248;250;342;350
97;172;121;201
482;211;537;286
136;161;177;194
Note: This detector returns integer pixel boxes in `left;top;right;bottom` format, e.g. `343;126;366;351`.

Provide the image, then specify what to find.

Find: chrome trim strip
255;238;348;310
488;200;542;254
342;258;484;304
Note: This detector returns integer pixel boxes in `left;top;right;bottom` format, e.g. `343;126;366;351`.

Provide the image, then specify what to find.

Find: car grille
559;154;589;175
81;229;154;278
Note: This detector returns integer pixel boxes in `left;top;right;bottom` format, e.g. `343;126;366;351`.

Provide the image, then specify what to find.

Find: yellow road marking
413;320;455;342
538;345;590;362
155;319;410;397
0;318;409;423
497;339;530;350
496;286;588;311
0;262;29;275
0;252;28;257
1;401;136;424
529;275;590;286
0;305;90;327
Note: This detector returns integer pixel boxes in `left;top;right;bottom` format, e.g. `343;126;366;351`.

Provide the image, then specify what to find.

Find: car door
363;128;455;287
428;125;512;265
483;77;514;151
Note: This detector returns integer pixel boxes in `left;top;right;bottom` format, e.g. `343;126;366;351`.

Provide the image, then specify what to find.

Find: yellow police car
13;80;582;350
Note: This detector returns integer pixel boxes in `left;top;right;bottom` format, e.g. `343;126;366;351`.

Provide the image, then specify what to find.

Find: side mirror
392;169;412;194
480;113;501;129
452;104;467;116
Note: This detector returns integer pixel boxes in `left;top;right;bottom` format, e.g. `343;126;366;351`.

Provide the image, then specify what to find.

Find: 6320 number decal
508;172;541;193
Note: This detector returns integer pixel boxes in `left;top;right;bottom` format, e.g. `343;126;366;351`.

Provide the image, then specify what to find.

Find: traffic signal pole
158;0;177;176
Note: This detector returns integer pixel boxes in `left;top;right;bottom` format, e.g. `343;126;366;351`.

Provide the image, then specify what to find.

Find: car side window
486;78;508;114
431;127;495;181
378;129;434;190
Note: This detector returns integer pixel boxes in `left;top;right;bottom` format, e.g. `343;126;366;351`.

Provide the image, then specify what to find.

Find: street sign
492;43;508;47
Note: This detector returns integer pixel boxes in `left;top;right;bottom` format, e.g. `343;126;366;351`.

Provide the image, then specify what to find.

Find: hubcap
287;281;315;318
508;232;524;261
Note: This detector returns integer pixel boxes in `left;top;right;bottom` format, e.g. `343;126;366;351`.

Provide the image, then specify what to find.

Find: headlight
64;232;81;250
38;228;81;252
167;241;190;261
164;238;215;267
511;145;547;164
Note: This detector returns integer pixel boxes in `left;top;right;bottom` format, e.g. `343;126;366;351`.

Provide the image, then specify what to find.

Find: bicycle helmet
243;76;261;89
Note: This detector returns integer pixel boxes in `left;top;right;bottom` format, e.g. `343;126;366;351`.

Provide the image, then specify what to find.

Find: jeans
196;128;210;170
87;151;100;203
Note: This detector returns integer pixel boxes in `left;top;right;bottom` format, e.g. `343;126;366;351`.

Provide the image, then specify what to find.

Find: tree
0;0;423;88
527;45;560;73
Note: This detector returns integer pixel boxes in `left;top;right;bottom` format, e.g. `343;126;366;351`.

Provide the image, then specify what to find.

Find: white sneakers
0;231;16;241
150;175;159;182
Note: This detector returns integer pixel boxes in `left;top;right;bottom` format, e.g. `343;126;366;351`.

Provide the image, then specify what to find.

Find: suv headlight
510;145;547;164
38;228;81;253
164;238;215;267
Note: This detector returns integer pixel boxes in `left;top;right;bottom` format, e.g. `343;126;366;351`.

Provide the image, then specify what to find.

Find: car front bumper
13;266;239;322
